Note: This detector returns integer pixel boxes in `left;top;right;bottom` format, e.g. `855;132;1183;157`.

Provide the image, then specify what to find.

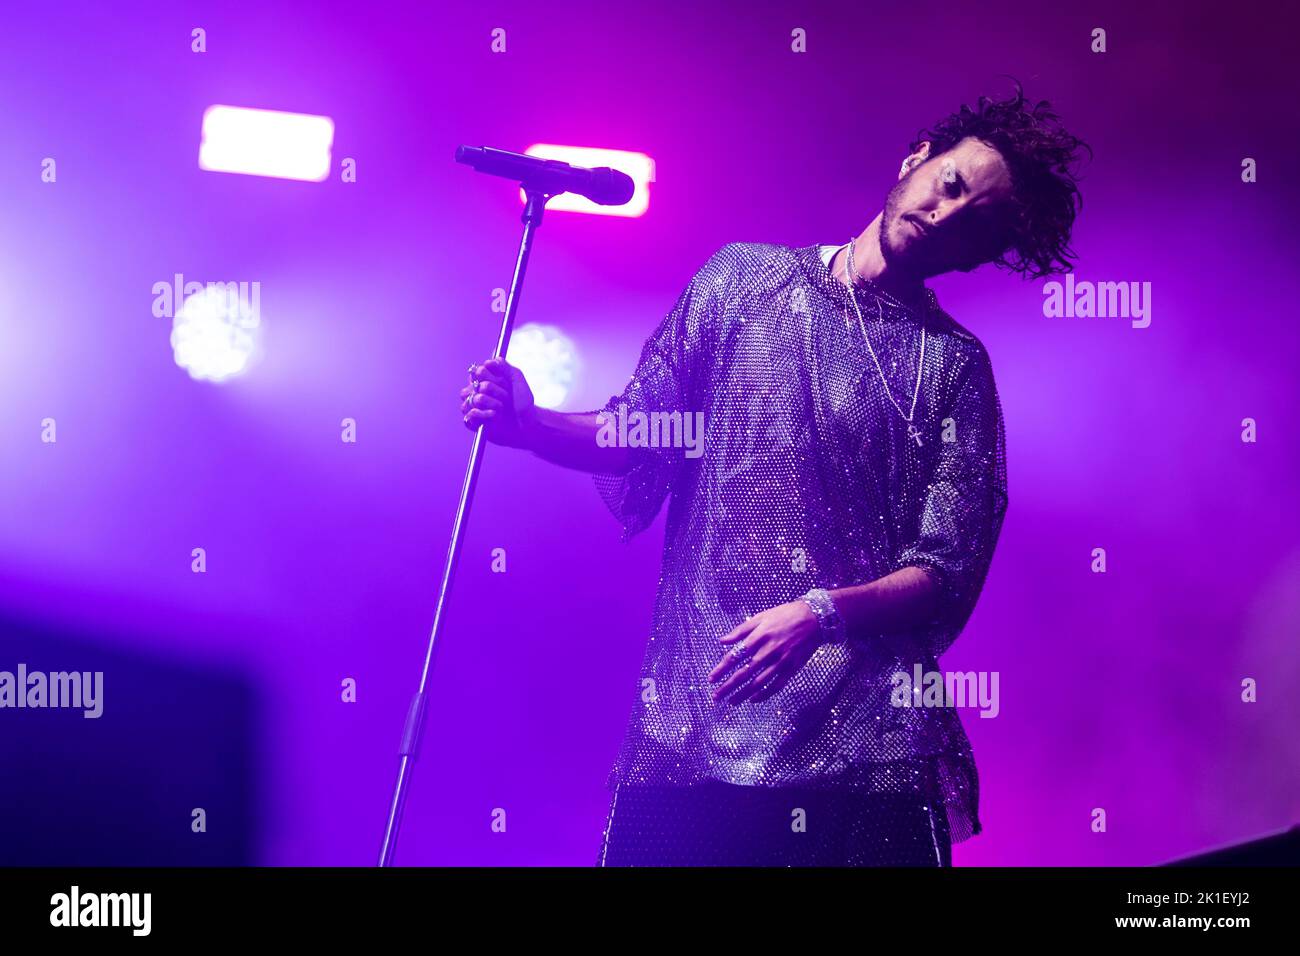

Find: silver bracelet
800;587;847;645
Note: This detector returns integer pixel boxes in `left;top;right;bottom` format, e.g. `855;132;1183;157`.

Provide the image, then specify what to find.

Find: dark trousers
597;780;951;867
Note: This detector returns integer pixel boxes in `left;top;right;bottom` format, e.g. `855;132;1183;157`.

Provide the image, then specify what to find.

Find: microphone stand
378;184;553;866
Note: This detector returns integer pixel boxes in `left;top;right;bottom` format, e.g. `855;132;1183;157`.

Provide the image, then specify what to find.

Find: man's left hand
708;600;824;706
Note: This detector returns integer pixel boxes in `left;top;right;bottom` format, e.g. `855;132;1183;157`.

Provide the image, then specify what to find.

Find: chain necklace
842;236;927;447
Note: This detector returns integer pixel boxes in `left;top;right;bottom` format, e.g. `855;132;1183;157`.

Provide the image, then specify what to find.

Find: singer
459;82;1088;866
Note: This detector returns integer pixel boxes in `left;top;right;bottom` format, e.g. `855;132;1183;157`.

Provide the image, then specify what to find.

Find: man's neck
832;213;928;312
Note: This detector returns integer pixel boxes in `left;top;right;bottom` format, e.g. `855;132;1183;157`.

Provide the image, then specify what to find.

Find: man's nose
933;194;964;221
925;198;974;231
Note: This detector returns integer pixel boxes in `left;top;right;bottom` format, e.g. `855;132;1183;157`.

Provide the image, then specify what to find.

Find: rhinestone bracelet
800;587;847;645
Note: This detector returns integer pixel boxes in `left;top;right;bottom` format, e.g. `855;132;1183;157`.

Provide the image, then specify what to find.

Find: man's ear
899;141;932;179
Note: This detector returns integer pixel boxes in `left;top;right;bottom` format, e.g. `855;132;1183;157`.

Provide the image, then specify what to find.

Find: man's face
880;136;1016;278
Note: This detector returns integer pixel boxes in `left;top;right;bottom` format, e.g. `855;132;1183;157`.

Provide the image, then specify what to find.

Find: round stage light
170;283;261;383
507;322;579;409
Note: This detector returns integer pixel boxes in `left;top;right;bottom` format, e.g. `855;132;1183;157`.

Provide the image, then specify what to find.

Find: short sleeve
590;245;734;541
895;342;1009;656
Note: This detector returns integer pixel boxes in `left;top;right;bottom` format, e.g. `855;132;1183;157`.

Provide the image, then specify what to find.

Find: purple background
1;1;1297;866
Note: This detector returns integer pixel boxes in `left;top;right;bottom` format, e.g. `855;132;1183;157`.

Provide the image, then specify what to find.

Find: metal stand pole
378;187;551;866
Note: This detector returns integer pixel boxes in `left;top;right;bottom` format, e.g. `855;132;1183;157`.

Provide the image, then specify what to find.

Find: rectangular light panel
199;105;334;182
520;144;654;217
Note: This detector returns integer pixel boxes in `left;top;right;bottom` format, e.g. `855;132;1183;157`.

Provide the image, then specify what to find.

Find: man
459;82;1087;866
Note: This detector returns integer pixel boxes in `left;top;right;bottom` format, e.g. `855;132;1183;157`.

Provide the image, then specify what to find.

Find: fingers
462;407;496;430
460;393;504;416
470;359;511;389
719;614;761;645
709;614;764;686
710;653;769;703
733;663;791;704
459;380;509;403
709;640;778;700
463;361;513;433
708;632;759;683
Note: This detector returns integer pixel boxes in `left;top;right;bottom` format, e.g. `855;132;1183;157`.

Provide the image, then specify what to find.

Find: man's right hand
460;357;537;449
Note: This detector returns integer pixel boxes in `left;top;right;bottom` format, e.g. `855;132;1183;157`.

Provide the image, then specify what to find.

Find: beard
879;174;916;271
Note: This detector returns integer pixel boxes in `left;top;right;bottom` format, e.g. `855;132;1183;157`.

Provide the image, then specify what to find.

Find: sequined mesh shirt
590;241;1009;844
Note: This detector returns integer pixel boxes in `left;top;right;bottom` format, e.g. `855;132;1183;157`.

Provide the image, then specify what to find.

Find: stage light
199;105;334;182
520;145;653;217
507;323;579;409
170;284;261;383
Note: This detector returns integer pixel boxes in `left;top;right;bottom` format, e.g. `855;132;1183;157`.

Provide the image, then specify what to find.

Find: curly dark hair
909;77;1091;280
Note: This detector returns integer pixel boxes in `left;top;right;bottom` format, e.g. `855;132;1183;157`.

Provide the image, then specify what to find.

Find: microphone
454;145;635;206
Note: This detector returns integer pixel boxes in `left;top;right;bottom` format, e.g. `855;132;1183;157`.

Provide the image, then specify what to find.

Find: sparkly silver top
591;242;1009;843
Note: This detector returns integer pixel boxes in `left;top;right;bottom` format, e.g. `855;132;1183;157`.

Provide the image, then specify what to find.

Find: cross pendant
907;424;923;447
